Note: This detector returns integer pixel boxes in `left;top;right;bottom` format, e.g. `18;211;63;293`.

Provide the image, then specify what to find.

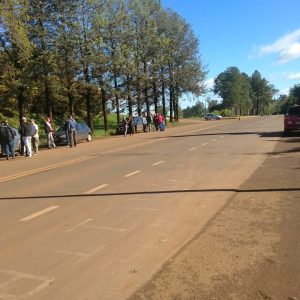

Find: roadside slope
129;134;300;300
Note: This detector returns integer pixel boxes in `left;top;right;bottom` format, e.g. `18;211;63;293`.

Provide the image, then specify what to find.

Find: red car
284;105;300;133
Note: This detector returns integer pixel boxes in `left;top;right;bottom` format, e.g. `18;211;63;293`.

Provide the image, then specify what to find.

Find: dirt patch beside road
129;136;300;300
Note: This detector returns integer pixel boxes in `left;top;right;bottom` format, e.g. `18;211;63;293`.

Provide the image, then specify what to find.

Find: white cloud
204;78;214;90
252;28;300;63
278;88;289;95
285;72;300;80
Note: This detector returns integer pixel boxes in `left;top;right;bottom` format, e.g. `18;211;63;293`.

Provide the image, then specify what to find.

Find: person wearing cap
0;120;16;160
31;119;39;155
20;117;34;157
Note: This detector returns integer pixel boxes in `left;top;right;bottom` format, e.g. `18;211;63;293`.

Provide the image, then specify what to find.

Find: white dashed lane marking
19;206;59;222
84;184;109;194
189;147;197;151
152;161;165;166
201;143;208;146
124;170;141;178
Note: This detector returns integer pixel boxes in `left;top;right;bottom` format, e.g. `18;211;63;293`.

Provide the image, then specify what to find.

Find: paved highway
0;116;283;299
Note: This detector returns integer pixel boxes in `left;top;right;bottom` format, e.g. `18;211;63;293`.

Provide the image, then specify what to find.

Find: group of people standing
0;114;77;160
0;118;40;160
122;112;166;137
18;116;58;158
19;117;41;158
153;113;166;131
142;112;166;133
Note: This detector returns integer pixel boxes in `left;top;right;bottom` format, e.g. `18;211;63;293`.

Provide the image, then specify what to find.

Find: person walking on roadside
20;117;34;157
31;119;39;155
44;117;56;149
68;115;77;147
0;120;16;160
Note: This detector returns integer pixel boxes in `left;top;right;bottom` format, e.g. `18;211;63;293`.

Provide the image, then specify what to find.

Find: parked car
284;105;300;133
0;127;21;155
205;113;222;120
116;116;144;135
53;122;92;145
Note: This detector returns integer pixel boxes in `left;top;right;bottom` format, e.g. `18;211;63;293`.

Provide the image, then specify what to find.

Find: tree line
213;67;277;116
0;0;206;131
183;67;300;118
275;84;300;114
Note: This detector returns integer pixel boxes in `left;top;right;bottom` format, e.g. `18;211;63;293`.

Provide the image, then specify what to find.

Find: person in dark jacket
0;120;16;160
128;115;134;135
63;117;71;146
20;117;34;157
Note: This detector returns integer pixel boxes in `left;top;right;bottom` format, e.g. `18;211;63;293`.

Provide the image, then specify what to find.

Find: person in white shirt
44;117;56;149
31;119;39;154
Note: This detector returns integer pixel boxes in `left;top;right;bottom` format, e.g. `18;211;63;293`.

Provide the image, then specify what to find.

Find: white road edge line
152;161;164;166
19;206;59;222
124;170;141;178
84;184;109;194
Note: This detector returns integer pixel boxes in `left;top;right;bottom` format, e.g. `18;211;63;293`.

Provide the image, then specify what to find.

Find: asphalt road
0;116;287;300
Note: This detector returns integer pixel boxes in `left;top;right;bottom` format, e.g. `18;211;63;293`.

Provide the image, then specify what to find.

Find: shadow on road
152;130;300;154
0;187;299;201
155;131;286;139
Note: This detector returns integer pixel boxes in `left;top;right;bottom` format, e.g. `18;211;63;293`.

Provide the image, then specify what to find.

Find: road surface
0;116;298;299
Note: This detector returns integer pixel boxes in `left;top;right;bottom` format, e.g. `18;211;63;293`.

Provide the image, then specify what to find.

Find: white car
205;113;222;120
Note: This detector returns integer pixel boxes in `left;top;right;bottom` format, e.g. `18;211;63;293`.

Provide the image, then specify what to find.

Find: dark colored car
0;127;21;155
116;116;144;135
284;105;300;133
205;113;222;120
53;122;92;145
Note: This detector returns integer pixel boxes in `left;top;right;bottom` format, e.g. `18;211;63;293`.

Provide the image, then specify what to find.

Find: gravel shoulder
129;134;300;300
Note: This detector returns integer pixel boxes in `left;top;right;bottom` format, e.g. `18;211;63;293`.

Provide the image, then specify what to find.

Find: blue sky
162;0;300;107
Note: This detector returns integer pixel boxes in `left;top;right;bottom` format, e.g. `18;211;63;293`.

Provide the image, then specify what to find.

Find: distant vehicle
53;122;92;145
284;105;300;133
116;116;144;135
0;127;21;155
205;113;222;120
